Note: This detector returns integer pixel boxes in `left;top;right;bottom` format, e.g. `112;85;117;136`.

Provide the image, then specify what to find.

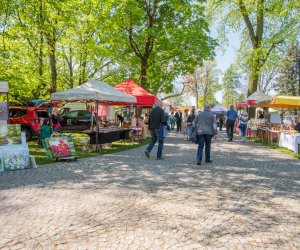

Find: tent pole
96;100;100;152
6;92;9;124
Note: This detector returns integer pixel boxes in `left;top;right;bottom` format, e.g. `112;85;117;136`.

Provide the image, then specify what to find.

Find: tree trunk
49;39;57;93
140;58;147;88
248;50;260;96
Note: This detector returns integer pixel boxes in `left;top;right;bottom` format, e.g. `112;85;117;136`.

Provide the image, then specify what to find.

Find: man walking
174;111;182;133
219;112;224;131
225;105;238;142
144;100;167;160
193;105;217;165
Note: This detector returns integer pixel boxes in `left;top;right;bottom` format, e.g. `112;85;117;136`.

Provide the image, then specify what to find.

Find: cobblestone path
0;131;299;249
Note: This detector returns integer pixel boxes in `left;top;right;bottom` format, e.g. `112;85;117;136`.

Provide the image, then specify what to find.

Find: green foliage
0;0;216;102
274;45;300;96
207;0;300;95
222;64;245;107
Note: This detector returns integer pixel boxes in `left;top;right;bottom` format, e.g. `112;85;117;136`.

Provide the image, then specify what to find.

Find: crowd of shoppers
144;102;247;166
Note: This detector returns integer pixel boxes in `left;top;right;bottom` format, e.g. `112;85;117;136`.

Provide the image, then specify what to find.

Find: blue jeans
187;124;193;139
240;123;247;137
196;134;212;162
146;129;164;158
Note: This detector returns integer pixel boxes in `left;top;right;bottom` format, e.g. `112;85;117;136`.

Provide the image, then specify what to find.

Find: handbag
190;127;197;143
159;124;168;139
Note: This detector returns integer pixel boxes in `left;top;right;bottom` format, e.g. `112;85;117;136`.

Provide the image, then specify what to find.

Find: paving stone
0;131;299;249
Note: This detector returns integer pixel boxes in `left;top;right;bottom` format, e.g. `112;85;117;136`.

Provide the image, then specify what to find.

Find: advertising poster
0;102;8;120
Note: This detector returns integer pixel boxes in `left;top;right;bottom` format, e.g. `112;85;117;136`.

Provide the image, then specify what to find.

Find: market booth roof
212;104;228;112
114;79;157;106
236;91;270;109
255;95;300;108
51;80;136;104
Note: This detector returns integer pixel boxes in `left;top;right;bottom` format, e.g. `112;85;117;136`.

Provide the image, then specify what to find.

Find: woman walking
239;111;249;142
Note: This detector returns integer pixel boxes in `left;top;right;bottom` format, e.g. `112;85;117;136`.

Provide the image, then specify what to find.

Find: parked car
59;110;95;130
9;106;43;141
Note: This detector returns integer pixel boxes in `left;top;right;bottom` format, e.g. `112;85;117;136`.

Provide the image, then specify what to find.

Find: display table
278;132;300;154
83;128;131;144
266;130;280;144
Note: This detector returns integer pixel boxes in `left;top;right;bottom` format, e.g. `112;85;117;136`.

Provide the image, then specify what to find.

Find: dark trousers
176;122;181;132
219;120;223;131
226;120;235;139
196;134;212;162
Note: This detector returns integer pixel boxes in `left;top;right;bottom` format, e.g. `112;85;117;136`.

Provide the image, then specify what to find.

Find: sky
183;31;241;106
214;32;241;102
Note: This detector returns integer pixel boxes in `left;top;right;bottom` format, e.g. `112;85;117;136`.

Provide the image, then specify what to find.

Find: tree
106;0;217;94
207;0;300;96
275;45;300;96
222;65;244;107
184;61;221;108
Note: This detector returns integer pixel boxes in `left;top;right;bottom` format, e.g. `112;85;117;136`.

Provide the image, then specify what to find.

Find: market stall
212;104;228;112
253;95;300;151
114;79;157;106
51;80;137;149
237;91;270;109
114;79;156;137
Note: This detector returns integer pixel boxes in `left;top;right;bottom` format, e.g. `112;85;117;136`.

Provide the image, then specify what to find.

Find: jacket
148;106;166;130
193;111;217;135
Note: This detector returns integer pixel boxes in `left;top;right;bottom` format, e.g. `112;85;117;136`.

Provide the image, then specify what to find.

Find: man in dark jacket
225;105;238;141
174;111;182;132
144;100;167;160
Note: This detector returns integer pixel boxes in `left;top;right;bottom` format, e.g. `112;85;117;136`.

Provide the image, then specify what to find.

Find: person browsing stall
40;118;52;140
144;100;167;160
51;107;62;132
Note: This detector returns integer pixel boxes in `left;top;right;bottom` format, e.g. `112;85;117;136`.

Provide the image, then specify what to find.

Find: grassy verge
29;133;150;165
247;137;300;159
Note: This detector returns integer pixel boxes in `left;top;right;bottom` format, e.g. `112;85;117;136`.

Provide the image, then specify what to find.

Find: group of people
40;107;62;142
144;101;249;165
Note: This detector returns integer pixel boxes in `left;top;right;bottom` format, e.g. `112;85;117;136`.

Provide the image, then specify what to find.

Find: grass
29;132;150;165
247;136;300;159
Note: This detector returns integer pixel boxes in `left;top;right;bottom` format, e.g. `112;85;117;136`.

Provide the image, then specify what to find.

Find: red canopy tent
114;79;157;106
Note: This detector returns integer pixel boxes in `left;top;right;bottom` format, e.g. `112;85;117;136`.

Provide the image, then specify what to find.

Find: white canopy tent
50;80;136;151
51;80;136;104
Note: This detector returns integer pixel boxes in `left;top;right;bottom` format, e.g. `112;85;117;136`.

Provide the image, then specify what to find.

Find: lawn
29;132;150;165
247;137;300;159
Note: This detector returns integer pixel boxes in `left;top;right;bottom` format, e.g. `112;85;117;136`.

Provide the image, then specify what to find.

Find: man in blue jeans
225;104;238;142
144;100;167;160
193;105;217;165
